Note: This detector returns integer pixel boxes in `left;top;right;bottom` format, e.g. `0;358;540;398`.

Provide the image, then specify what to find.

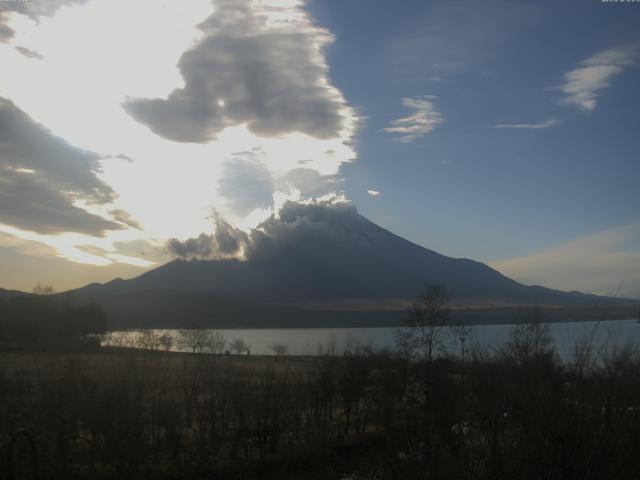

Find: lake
108;318;640;361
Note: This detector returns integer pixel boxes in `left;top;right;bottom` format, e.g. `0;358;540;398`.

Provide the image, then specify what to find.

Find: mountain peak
74;207;589;304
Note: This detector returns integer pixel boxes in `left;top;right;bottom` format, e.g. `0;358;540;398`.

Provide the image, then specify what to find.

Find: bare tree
316;334;338;356
33;284;56;295
136;330;161;351
501;306;554;365
230;338;249;355
158;333;174;352
177;329;212;354
103;331;137;348
396;284;460;362
206;331;227;354
270;343;289;357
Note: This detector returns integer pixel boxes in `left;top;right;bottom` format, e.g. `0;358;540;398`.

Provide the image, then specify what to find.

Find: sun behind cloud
0;0;358;270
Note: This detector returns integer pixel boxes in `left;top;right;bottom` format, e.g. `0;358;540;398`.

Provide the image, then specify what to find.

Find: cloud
492;223;640;299
383;97;443;143
167;199;362;261
0;232;157;292
109;209;142;230
559;44;639;111
14;46;43;59
0;168;120;235
218;155;275;217
0;18;12;43
124;0;352;143
0;0;357;272
167;214;250;260
367;189;381;197
0;0;89;43
280;168;341;200
0;98;121;235
494;118;562;129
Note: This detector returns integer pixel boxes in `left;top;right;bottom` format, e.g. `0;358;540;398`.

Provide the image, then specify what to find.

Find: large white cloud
125;0;351;143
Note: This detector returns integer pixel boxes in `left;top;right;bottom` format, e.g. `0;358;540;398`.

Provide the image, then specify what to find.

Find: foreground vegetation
1;329;640;479
1;286;639;479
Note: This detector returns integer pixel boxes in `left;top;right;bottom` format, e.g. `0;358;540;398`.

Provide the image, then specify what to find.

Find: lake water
108;319;640;361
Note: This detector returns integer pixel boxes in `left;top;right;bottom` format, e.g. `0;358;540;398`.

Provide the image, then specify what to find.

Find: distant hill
63;202;637;328
0;288;26;298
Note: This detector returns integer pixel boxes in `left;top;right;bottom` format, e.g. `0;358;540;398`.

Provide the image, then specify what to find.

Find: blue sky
308;0;640;258
0;0;638;297
304;0;640;297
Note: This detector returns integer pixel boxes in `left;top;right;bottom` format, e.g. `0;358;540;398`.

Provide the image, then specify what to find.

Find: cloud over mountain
166;200;361;261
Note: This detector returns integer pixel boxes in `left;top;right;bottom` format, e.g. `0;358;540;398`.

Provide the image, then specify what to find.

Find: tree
33;284;56;295
0;295;106;350
206;331;227;354
230;338;249;355
136;330;162;351
501;305;554;366
177;329;211;354
158;333;174;351
396;284;461;362
270;343;289;357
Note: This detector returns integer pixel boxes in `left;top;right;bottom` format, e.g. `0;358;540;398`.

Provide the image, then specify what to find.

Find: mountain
64;203;637;328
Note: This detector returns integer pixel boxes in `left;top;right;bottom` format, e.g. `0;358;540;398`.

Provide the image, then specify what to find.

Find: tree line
0;287;107;351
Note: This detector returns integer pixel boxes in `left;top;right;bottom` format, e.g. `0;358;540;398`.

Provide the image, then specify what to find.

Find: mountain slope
72;205;612;309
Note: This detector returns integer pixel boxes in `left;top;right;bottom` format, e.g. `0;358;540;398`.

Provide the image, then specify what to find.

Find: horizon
1;0;639;299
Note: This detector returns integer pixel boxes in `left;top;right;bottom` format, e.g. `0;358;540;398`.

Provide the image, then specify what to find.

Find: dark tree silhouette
0;294;107;351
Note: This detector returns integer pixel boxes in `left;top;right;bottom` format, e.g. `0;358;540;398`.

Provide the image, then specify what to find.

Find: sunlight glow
0;0;357;267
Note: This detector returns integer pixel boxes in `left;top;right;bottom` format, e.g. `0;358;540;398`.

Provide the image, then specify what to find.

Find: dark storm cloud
124;0;346;143
0;98;121;235
218;156;275;216
0;0;90;43
166;200;364;261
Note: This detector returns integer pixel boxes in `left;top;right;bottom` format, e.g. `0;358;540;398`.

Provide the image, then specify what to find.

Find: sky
0;0;639;298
